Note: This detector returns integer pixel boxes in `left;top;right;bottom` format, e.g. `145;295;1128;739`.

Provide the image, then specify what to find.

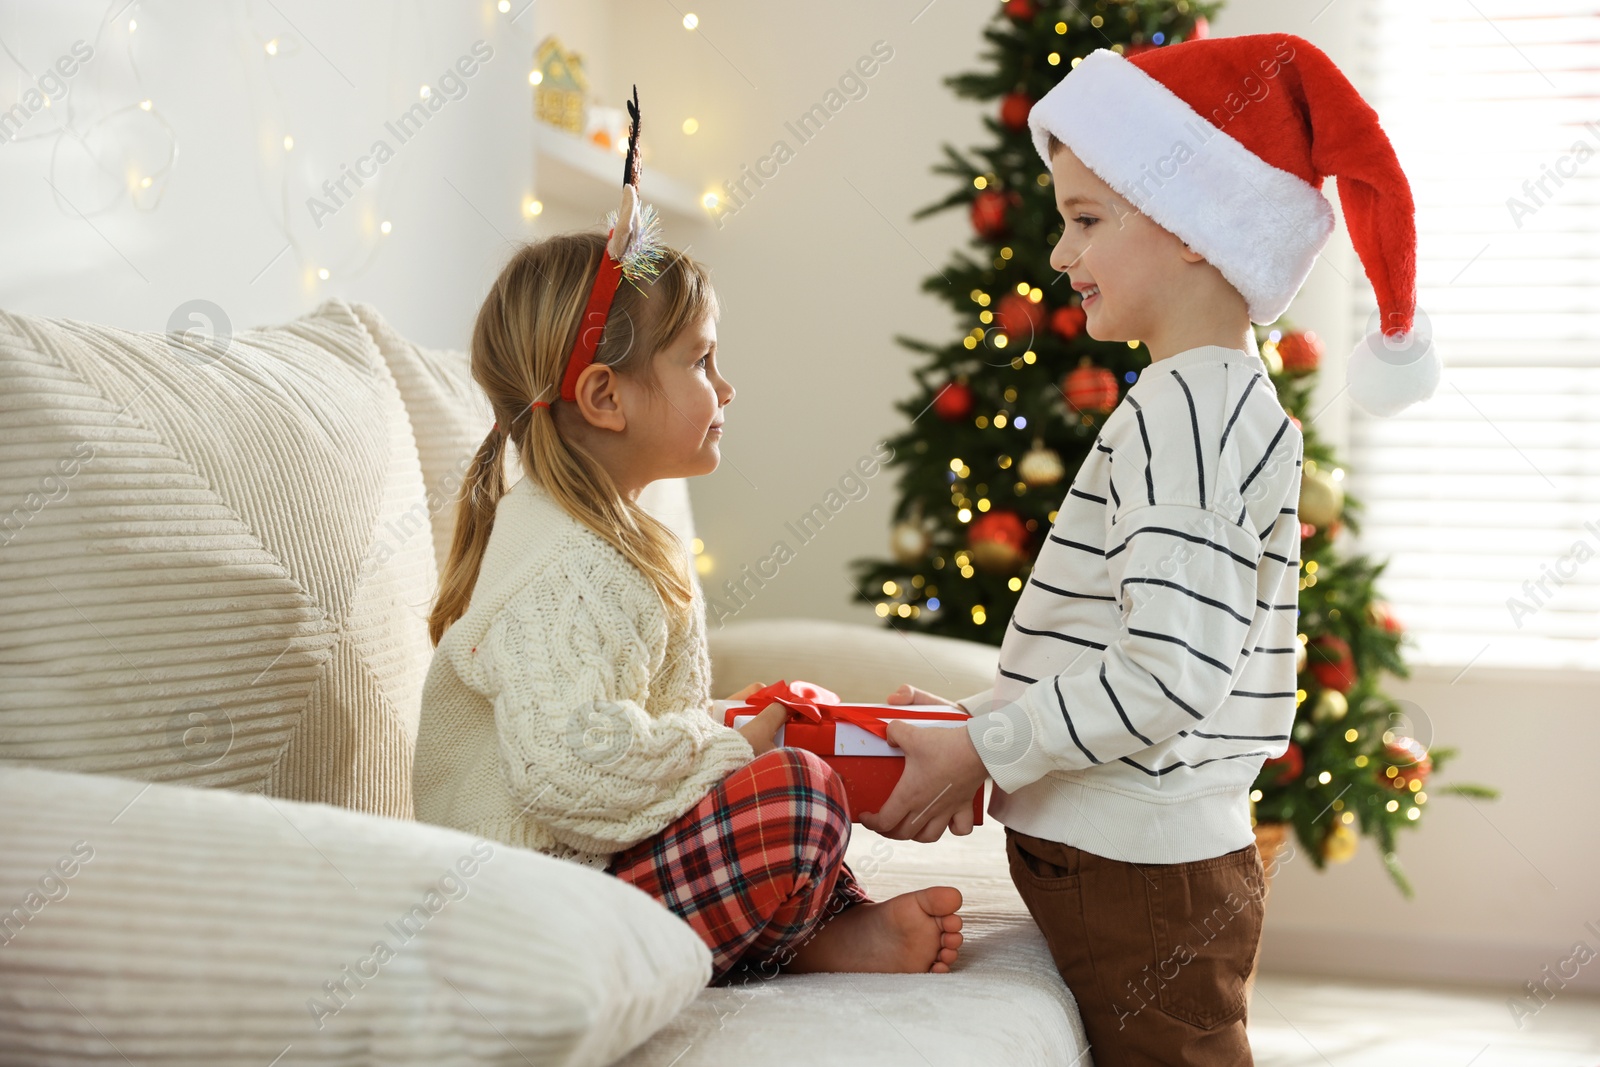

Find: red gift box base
825;755;984;827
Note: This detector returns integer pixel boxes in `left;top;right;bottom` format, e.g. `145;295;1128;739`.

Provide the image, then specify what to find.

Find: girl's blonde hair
428;231;717;647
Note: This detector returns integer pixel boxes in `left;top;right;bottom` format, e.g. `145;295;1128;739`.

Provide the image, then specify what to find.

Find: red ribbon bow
732;679;969;743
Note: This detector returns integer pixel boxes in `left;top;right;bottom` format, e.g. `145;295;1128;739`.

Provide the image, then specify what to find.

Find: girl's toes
940;913;963;933
931;960;950;974
919;886;962;916
942;931;964;950
937;946;959;964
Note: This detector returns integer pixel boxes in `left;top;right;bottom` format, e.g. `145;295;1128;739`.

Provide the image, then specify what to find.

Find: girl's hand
726;682;765;701
735;701;788;756
886;683;961;709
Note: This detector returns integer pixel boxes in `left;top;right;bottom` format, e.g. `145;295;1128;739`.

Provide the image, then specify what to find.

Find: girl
412;172;964;985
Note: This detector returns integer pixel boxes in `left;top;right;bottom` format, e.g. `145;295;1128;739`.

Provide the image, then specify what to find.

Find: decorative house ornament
533;35;588;134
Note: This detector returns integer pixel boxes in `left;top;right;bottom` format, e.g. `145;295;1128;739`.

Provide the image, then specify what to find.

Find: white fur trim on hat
1029;50;1336;325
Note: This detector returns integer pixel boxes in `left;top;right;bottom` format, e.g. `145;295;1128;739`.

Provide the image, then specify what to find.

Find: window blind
1348;0;1600;670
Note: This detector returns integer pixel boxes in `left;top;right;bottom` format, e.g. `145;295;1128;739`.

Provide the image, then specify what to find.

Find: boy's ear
571;363;627;433
1180;242;1208;265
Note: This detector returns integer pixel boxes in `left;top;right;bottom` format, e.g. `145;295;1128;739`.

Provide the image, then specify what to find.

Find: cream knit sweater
412;476;756;871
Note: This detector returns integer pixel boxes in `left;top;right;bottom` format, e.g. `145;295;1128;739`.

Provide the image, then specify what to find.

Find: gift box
716;680;984;826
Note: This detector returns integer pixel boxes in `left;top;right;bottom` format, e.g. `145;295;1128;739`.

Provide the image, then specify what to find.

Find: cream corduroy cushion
0;298;434;818
0;764;710;1066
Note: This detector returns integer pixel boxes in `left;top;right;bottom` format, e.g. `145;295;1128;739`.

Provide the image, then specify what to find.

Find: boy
860;32;1439;1064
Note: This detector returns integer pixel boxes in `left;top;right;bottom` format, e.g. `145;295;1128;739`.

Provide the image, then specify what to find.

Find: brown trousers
1006;827;1266;1067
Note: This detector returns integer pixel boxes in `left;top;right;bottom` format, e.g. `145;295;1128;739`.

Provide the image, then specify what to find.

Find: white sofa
0;299;1088;1065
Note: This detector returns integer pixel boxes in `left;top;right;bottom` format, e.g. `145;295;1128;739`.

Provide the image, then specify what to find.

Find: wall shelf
533;124;707;226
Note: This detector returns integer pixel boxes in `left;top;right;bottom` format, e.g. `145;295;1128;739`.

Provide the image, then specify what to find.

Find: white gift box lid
712;699;969;757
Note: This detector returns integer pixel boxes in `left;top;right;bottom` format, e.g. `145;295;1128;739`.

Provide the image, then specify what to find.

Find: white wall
2;0;552;346
5;0;1593;1002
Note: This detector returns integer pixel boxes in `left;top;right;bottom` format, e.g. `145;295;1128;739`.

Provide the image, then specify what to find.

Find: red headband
555;229;625;404
514;85;652;423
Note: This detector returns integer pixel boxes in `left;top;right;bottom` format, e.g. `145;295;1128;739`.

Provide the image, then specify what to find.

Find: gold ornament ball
1311;688;1348;723
1018;440;1064;487
1321;822;1359;864
968;539;1025;575
1295;639;1308;674
890;520;931;565
1299;466;1344;528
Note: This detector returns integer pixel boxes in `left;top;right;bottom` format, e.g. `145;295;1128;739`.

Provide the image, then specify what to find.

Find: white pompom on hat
1028;33;1440;417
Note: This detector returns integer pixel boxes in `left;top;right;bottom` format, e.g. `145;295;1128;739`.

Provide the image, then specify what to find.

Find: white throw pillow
0;764;711;1066
0;299;435;819
348;303;495;585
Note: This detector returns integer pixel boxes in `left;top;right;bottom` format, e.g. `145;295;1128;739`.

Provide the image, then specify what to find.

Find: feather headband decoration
605;86;666;286
548;83;671;405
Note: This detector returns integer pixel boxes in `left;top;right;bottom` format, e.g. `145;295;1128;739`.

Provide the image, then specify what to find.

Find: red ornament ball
1050;304;1088;341
1369;600;1403;634
933;380;975;422
1003;0;1036;20
968;509;1030;574
1062;357;1120;414
1308;635;1357;693
970;189;1018;241
1381;735;1432;791
1262;742;1303;787
995;291;1045;340
1191;16;1210;39
999;92;1033;132
1279;331;1324;375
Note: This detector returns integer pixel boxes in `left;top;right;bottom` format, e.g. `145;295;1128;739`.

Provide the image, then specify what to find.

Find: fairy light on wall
241;0;430;288
19;2;179;217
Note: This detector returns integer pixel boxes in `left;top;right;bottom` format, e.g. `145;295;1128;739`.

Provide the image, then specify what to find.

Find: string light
683;13;699;29
682;117;699;135
23;3;178;216
240;3;427;288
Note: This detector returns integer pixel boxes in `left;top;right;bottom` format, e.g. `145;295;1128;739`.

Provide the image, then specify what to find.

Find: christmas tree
847;0;1494;894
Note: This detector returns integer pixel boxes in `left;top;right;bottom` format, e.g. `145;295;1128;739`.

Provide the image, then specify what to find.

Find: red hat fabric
1029;33;1440;416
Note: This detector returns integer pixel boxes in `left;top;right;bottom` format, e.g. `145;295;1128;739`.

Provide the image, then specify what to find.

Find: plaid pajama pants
603;746;874;984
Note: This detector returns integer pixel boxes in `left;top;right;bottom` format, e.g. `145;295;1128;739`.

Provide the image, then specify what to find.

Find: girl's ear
572;363;627;433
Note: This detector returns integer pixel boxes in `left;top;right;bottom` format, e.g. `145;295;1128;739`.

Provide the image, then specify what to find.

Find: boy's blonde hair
427;232;717;647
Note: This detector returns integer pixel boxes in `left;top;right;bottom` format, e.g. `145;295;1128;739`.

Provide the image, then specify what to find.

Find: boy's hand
885;683;962;709
859;689;990;842
726;682;765;701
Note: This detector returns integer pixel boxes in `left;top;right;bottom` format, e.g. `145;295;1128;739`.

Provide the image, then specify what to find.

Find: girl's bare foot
781;886;964;975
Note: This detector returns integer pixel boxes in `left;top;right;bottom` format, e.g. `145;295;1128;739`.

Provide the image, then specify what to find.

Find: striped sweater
958;342;1303;864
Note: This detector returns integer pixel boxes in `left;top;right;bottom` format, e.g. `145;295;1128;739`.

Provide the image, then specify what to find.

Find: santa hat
1028;33;1440;417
